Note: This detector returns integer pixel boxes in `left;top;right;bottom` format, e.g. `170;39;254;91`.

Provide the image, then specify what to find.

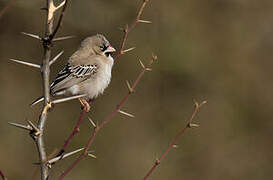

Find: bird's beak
106;45;116;53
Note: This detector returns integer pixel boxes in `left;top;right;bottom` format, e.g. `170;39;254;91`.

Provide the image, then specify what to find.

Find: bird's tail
30;96;44;106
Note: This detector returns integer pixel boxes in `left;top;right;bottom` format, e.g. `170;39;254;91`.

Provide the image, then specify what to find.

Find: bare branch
52;94;86;104
12;0;70;179
143;100;207;180
49;50;64;66
9;58;41;69
34;0;68;178
114;0;150;61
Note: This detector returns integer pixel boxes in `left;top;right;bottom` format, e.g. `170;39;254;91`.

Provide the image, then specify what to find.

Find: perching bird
32;34;116;111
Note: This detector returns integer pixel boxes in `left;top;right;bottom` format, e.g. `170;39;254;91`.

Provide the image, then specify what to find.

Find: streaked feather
50;63;98;94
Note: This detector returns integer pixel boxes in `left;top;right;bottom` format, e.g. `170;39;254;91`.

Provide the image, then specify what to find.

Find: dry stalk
142;101;207;180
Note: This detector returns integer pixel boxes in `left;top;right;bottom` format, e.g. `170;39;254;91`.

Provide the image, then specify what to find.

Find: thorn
126;80;134;94
52;94;86;104
188;123;200;128
87;153;97;159
8;122;32;131
88;117;96;128
122;47;135;54
21;32;41;40
139;59;146;69
200;100;207;107
52;36;75;42
118;109;135;118
139;59;152;71
47;148;84;165
137;19;152;24
49;51;64;66
9;59;41;69
27;120;40;136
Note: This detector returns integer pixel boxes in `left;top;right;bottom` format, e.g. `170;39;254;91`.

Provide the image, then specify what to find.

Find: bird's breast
80;61;113;99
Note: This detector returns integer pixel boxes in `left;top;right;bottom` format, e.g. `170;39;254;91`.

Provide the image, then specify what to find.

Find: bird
31;34;116;111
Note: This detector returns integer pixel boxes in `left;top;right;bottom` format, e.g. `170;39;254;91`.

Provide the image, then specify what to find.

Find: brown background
0;0;273;179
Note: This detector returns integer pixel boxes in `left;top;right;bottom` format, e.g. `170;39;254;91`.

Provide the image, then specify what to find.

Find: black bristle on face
100;44;108;52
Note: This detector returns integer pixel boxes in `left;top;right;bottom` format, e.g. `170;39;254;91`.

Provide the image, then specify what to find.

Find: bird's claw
78;98;90;112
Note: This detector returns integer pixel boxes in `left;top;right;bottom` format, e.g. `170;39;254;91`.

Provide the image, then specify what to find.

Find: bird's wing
50;62;98;94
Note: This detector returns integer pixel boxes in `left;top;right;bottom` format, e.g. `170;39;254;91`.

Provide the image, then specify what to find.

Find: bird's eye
105;52;111;57
100;44;107;52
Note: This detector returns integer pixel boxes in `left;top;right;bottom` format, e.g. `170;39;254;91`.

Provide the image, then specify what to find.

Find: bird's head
82;34;116;58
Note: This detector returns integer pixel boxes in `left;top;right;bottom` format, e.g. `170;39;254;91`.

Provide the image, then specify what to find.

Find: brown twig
35;0;68;179
142;101;207;180
0;170;6;180
55;0;150;160
58;55;157;180
114;0;151;61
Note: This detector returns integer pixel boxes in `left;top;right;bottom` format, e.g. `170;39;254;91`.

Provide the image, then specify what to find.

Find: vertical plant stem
35;0;55;179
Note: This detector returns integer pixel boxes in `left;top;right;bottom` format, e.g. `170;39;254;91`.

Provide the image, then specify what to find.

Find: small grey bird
32;34;116;111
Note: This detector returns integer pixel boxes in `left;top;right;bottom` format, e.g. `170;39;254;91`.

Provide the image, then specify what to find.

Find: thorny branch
142;101;207;180
58;55;157;180
56;0;151;158
7;0;68;179
115;0;151;62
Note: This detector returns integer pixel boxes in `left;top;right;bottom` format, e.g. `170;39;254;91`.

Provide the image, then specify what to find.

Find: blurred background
0;0;273;179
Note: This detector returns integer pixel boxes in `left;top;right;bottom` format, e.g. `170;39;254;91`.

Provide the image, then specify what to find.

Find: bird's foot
78;97;91;112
